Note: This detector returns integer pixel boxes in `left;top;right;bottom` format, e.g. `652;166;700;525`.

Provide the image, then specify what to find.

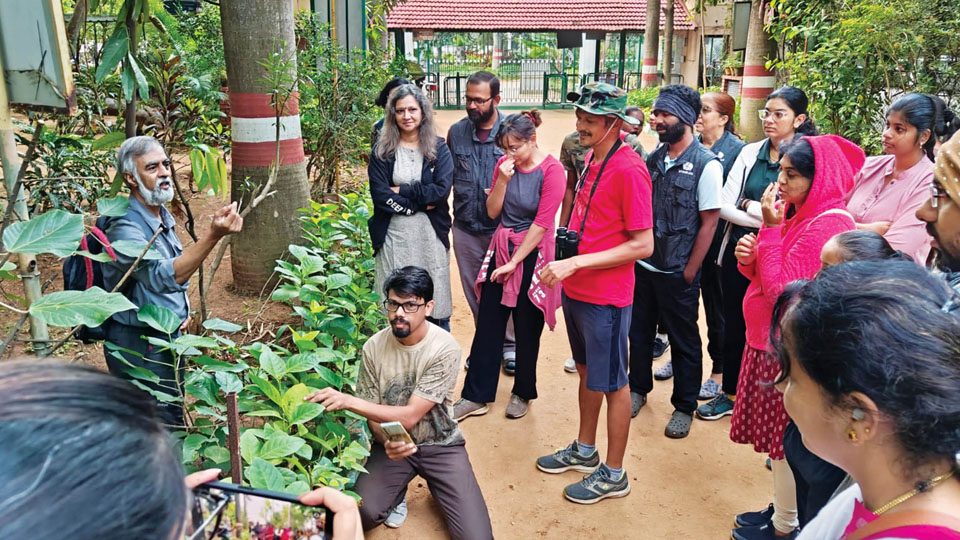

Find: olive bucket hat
567;82;640;125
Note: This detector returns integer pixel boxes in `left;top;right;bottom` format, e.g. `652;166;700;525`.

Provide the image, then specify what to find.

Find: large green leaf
246;458;285;491
111;239;165;260
285;353;320;374
90;131;127;152
0;261;17;280
137;304;181;334
239;430;262;463
288;402;323;425
247;373;282;405
214;371;243;394
182;433;209;462
203;318;244;332
97;195;130;217
259;347;287;380
73;250;115;262
126;53;149;100
281;383;313;414
29;287;136;327
326;273;351;290
203;445;231;465
283;480;311;495
95;27;129;82
3;210;84;256
258;432;307;460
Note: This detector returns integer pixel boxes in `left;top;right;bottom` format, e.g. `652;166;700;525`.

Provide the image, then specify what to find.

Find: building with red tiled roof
386;0;695;32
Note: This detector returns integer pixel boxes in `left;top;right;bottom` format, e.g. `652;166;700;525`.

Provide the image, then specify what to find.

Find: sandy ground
365;109;771;540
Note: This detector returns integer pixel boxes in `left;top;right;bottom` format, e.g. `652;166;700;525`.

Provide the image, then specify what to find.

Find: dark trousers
628;264;703;414
462;251;543;403
784;421;847;527
104;321;185;427
701;260;725;374
355;443;493;540
720;246;751;396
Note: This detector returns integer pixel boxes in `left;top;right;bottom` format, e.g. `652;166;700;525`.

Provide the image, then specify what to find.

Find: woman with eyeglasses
698;86;817;425
368;84;454;330
845;94;959;263
452;109;565;422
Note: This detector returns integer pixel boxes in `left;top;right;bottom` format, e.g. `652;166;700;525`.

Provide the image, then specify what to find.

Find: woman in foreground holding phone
0;359;363;540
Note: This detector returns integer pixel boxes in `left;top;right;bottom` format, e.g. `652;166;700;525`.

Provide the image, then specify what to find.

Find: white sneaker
384;499;407;528
563;357;577;373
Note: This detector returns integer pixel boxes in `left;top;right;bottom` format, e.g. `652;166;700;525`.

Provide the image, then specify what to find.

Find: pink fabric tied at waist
474;225;562;330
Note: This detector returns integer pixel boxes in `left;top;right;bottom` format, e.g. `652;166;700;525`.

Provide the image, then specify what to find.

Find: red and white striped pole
641;0;661;88
229;92;305;169
738;0;778;141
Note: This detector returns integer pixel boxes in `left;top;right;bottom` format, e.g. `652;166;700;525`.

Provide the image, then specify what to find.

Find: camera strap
566;138;623;239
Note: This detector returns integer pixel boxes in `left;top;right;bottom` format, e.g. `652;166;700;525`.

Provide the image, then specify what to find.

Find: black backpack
63;216;117;342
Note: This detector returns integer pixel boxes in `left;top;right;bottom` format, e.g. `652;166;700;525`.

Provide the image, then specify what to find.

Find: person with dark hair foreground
453;109;564;421
820;230;913;268
0;359;363;540
730;135;863;540
306;266;492;539
773;262;960;539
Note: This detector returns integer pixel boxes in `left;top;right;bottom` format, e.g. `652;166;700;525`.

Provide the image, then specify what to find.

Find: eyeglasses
505;141;528;154
930;184;950;208
464;95;494;106
758;109;790;121
382;299;425;313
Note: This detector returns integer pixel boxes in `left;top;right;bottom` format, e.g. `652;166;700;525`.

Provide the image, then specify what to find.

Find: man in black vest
446;71;517;374
628;85;722;439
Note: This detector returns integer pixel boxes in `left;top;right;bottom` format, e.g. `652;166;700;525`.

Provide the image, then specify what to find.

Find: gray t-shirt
356;324;464;446
494;155;566;233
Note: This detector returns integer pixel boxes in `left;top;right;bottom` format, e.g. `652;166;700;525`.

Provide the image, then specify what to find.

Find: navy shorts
561;292;632;392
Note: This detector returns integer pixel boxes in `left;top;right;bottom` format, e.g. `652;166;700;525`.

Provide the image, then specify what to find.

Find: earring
864;427;871;434
847;429;859;442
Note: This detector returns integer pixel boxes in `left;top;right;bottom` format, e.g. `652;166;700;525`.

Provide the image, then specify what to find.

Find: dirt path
366;110;771;539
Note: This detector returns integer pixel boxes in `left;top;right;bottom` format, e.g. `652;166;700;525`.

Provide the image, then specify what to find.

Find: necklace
872;470;956;515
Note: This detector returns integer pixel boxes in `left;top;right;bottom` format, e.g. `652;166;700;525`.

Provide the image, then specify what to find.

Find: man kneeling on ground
305;266;493;540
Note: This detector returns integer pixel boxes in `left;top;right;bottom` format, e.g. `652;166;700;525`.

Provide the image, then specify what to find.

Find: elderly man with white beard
102;136;242;426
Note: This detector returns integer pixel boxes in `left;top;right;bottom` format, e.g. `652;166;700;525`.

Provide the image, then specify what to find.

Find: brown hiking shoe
453;398;488;422
505;394;529;419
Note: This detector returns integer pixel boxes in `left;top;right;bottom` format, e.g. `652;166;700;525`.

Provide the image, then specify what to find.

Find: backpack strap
844;510;960;540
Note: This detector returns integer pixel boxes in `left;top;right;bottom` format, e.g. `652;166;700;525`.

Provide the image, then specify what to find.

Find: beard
467;105;495;125
135;170;174;206
926;224;960;272
657;120;686;144
390;317;412;338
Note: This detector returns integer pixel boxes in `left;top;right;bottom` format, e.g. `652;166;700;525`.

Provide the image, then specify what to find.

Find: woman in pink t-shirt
774;261;960;540
731;135;863;539
454;110;565;422
845;94;960;263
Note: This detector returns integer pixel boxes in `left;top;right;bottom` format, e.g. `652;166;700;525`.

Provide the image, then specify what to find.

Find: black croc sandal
665;411;693;439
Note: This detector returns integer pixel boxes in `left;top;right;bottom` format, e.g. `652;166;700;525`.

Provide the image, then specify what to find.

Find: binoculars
555;227;580;260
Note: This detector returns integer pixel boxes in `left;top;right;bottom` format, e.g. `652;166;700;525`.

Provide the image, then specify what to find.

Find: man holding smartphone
305;266;492;540
538;83;654;504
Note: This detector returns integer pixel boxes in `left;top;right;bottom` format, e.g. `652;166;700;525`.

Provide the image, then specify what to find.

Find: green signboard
0;0;75;113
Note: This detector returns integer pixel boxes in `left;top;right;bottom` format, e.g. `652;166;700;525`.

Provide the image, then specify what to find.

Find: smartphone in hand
380;421;415;445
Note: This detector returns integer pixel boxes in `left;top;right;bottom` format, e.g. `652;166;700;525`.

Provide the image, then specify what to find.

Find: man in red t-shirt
537;83;654;504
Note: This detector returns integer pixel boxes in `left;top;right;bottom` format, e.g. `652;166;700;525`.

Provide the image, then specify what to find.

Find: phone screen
188;484;331;540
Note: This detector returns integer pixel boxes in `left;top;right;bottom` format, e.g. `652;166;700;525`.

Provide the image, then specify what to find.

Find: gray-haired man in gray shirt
103;136;242;426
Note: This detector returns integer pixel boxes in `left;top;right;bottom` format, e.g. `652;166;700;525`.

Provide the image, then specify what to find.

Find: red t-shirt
563;144;653;307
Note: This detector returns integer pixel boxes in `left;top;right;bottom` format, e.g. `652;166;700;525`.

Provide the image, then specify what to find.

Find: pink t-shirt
563;144;653;307
843;499;960;540
845;154;933;263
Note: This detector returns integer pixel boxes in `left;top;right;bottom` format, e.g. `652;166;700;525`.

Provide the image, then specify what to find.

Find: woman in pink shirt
846;94;958;263
454;110;565;422
731;135;864;540
777;262;960;540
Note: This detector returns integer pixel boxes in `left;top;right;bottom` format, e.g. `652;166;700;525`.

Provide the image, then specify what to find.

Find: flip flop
665;411;693;439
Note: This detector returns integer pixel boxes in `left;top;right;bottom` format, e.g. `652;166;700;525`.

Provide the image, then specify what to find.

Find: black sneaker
735;503;774;528
653;335;670;358
731;522;797;540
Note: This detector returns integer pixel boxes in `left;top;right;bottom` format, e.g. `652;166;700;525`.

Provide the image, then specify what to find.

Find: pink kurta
845;154;933;263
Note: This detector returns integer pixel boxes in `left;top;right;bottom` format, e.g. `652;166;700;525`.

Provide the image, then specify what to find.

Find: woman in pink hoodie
729;135;865;540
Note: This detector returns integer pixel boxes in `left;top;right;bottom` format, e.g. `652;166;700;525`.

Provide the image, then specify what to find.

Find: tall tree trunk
221;0;310;293
641;0;661;88
739;0;777;141
662;0;674;83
